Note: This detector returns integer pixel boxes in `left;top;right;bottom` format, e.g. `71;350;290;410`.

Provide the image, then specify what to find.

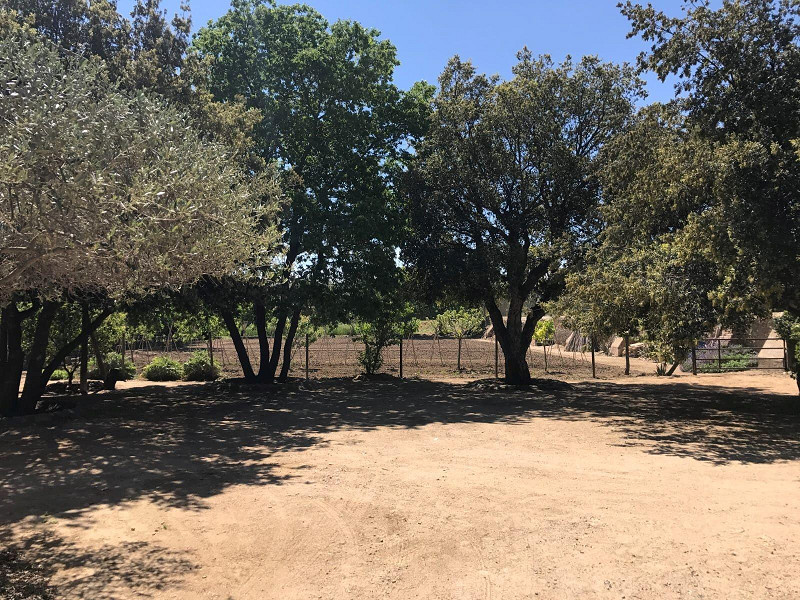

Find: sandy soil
2;371;799;599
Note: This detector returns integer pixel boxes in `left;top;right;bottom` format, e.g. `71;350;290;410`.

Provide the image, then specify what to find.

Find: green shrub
534;319;555;344
142;356;183;381
50;369;70;381
182;351;220;381
88;352;137;380
326;323;354;337
697;345;758;373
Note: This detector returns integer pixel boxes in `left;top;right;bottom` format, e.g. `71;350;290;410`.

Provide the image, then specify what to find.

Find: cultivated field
129;336;651;380
1;371;799;599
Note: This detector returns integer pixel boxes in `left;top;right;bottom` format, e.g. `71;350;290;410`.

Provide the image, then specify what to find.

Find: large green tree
403;51;642;383
0;28;276;415
621;0;800;322
192;0;431;382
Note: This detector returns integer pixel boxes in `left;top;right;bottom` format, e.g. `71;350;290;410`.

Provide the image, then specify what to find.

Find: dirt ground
2;371;799;599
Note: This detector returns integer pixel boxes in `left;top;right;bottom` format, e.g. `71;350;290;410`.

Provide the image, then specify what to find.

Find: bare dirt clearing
2;373;799;599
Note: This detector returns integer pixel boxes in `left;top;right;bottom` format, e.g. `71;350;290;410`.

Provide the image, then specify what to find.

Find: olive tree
0;30;278;415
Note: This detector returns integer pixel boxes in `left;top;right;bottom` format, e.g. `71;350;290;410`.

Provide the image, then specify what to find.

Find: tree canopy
404;51;643;383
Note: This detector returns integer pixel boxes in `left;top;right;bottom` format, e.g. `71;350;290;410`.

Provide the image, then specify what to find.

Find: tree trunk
38;307;112;391
265;310;288;381
485;296;539;385
79;305;89;395
253;301;271;379
90;329;107;379
277;307;302;382
457;337;462;371
0;304;24;416
624;334;630;376
15;301;58;413
220;308;255;381
666;359;681;376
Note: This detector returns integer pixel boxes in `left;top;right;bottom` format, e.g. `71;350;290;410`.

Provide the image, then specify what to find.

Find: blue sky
119;0;690;103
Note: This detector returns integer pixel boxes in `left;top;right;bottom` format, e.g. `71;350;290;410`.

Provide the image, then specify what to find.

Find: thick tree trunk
220;308;255;381
277;307;302;382
253;301;271;379
15;301;58;413
265;310;288;381
485;295;543;385
90;330;107;379
0;304;24;416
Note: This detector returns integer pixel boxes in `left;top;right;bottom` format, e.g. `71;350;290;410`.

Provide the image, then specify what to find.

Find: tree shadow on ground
0;528;196;599
1;377;798;596
1;379;798;525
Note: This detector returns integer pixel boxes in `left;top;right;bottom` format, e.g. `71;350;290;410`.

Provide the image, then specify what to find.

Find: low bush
142;356;183;381
182;351;221;381
697;345;758;373
88;352;137;380
50;369;70;381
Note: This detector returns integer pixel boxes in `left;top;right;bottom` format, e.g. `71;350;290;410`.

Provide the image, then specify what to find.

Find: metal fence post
591;335;596;379
717;341;722;372
399;337;403;379
691;345;697;375
305;333;310;381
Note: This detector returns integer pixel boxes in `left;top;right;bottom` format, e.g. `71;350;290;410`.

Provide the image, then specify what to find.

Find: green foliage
88;352;136;381
435;308;484;340
775;313;800;382
696;346;759;374
0;29;274;305
194;1;432;356
354;303;418;376
325;323;354;337
49;369;69;381
142;356;183;381
404;50;642;383
620;0;800;325
182;351;221;382
534;320;555;344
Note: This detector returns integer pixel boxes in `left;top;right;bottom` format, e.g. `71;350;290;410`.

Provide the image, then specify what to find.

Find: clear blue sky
120;0;691;103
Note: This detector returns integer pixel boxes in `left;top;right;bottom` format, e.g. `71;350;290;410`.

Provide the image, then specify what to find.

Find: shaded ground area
1;374;799;598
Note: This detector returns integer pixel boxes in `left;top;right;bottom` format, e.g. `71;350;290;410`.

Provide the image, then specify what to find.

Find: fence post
691;345;697;376
399;337;403;379
495;338;499;379
120;332;126;369
543;342;548;373
305;333;309;381
784;338;788;371
591;336;596;379
717;341;722;372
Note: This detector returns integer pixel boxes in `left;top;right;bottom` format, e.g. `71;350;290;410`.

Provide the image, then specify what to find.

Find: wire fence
119;334;790;380
122;335;619;380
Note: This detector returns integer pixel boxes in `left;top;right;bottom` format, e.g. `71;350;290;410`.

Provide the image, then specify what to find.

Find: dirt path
2;373;799;599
